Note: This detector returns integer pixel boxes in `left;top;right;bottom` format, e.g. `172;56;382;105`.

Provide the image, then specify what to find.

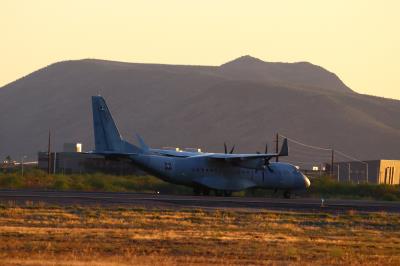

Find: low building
38;142;143;175
331;160;400;185
38;151;144;175
63;142;82;152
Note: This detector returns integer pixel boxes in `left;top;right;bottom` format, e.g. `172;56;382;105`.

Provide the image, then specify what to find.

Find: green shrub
88;176;106;190
307;176;400;201
1;169;399;201
0;175;23;188
53;177;69;190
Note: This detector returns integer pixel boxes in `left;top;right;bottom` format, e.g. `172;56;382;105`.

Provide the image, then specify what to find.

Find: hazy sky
1;0;399;99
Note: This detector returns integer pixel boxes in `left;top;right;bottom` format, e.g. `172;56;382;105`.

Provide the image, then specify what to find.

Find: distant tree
2;155;13;173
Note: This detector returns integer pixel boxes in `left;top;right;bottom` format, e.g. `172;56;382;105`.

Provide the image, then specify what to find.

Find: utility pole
320;163;323;177
53;152;57;174
21;155;26;177
48;129;51;174
330;148;334;177
275;133;279;162
348;163;351;182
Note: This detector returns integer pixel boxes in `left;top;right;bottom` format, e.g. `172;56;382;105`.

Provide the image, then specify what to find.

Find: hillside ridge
0;56;398;163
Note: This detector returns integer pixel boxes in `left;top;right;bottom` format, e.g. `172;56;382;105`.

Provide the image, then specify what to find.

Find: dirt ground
0;202;399;265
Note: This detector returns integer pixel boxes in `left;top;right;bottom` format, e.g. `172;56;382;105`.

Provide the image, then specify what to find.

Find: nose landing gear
193;187;210;196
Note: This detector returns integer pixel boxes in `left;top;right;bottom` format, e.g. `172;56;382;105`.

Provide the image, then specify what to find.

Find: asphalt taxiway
1;190;399;213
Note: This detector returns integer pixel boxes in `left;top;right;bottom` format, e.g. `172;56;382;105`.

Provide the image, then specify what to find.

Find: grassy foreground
0;202;399;265
1;169;400;200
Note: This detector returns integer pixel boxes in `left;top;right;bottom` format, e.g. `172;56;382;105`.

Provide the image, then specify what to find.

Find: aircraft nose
302;174;311;188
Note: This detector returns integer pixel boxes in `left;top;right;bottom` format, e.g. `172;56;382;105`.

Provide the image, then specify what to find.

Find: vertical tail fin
92;96;141;153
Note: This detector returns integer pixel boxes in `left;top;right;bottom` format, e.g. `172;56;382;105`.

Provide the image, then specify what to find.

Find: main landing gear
274;188;292;199
214;190;232;197
193;187;232;197
283;190;291;199
193;187;210;196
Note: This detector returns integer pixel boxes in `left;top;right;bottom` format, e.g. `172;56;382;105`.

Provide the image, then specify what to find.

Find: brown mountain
0;56;399;166
219;55;352;93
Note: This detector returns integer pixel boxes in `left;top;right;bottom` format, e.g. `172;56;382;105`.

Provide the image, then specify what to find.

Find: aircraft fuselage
129;153;310;192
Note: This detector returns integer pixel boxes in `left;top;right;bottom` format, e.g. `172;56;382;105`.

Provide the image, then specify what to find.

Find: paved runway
1;190;400;213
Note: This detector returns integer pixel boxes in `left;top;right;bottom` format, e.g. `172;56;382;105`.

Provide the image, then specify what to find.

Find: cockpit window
292;167;300;174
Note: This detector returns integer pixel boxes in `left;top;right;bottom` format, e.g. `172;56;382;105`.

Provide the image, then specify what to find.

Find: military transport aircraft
91;96;310;198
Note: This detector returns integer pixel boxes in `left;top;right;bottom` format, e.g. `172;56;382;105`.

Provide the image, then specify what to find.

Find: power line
287;147;332;157
335;150;364;163
280;134;365;163
279;134;332;151
282;160;328;165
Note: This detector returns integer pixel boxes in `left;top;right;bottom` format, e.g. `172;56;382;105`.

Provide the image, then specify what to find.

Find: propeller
260;142;273;172
224;142;235;154
229;145;235;154
257;143;268;155
264;159;274;172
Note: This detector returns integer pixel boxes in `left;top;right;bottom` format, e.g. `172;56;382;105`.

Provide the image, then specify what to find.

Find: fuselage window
164;162;172;170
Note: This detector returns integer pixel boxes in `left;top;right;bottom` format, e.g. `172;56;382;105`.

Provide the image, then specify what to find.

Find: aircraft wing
205;153;277;160
200;138;288;161
150;149;191;158
84;151;139;159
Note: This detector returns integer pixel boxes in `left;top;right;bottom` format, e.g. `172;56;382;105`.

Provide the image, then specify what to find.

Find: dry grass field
0;202;400;265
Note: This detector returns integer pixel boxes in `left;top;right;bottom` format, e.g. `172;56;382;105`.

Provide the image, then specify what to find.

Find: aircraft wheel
223;190;232;197
193;187;201;196
283;190;291;199
215;190;223;197
202;188;210;196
